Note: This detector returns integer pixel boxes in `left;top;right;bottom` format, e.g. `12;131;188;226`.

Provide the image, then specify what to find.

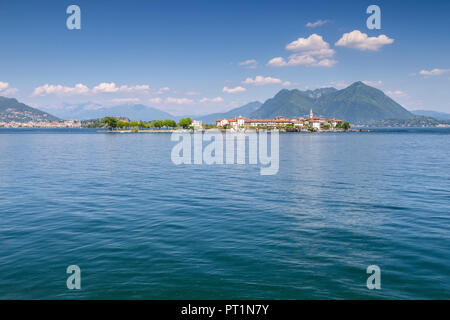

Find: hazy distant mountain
198;101;262;124
411;110;450;120
44;103;176;121
251;82;414;123
41;102;103;120
106;104;177;121
0;96;60;122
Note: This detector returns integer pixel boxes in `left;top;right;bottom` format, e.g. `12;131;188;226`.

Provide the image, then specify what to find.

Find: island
82;109;352;133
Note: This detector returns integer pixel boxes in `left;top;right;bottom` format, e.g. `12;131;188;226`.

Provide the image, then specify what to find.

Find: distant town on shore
1;82;450;129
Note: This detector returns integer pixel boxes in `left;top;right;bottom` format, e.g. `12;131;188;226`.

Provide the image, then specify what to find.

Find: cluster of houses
0;120;82;128
215;110;342;131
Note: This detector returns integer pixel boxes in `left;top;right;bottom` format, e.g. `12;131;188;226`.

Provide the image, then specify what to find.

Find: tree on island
178;117;193;129
342;121;351;131
163;119;177;128
140;121;150;129
104;117;118;130
151;120;164;128
117;120;128;129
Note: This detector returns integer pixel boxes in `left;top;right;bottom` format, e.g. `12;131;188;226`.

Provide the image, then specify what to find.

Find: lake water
0;128;449;299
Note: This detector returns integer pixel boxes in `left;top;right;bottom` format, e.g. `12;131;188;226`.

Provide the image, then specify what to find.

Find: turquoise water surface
0;128;449;299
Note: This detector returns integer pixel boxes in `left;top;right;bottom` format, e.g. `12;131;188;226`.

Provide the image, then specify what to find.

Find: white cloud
165;97;194;104
320;81;349;89
238;59;258;69
268;34;336;68
0;82;9;91
267;57;289;67
148;97;162;104
333;81;349;89
306;20;330;28
286;34;334;57
282;81;292;87
419;68;450;76
92;82;149;93
386;90;409;99
335;30;394;51
156;87;170;94
122;84;150;92
0;81;18;95
111;98;140;104
242;76;282;86
185;91;199;96
363;80;383;87
32;83;90;96
223;86;246;94
200;97;224;103
268;54;336;67
92;82;118;93
32;82;149;96
3;88;18;95
315;59;337;67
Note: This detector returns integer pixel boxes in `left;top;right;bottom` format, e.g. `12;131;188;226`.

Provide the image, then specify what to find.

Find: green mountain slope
0;96;60;122
250;89;316;119
250;82;414;123
316;81;413;122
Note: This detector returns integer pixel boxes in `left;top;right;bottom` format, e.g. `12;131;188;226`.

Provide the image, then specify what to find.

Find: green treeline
102;117;193;130
150;119;177;128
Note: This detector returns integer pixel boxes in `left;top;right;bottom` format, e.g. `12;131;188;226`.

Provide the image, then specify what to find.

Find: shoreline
96;129;372;133
2;126;449;132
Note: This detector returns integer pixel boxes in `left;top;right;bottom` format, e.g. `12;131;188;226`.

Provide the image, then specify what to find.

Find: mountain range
250;82;413;123
1;81;445;124
41;102;176;121
0;96;60;122
411;110;450;120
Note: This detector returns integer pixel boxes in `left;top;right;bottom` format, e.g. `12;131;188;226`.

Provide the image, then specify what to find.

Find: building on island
216;109;342;131
191;120;204;130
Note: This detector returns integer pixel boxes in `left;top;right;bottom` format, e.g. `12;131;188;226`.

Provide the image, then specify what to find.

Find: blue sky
0;0;449;115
